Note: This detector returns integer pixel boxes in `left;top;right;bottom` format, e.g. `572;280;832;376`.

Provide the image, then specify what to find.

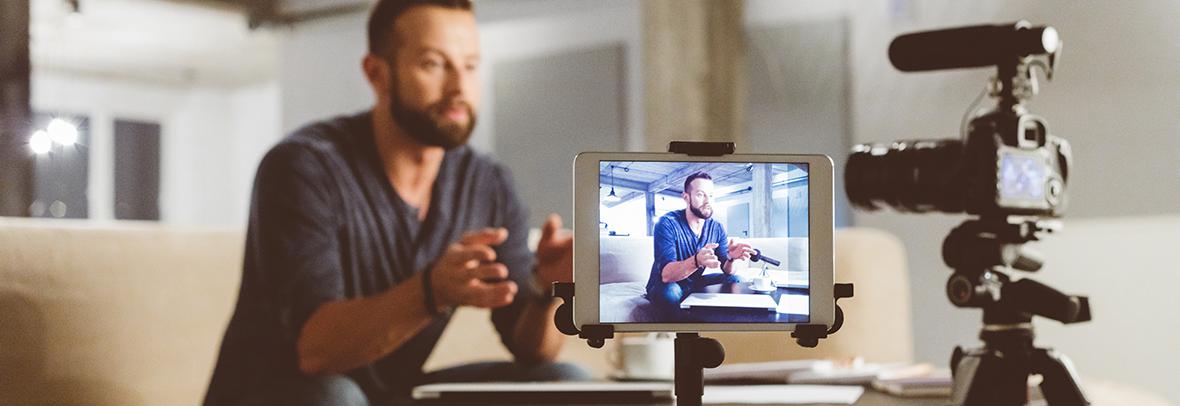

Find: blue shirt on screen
646;209;730;294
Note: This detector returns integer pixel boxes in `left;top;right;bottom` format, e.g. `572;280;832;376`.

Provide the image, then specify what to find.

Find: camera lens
845;139;967;214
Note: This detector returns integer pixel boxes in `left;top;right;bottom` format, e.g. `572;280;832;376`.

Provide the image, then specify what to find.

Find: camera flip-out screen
573;153;834;332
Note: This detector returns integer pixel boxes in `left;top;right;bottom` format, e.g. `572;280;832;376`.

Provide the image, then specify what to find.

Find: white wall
479;0;645;154
32;71;280;227
276;0;646;154
230;81;284;222
276;11;373;135
1034;215;1180;404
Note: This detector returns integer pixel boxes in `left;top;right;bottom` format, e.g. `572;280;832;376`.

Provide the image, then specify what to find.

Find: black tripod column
674;333;725;406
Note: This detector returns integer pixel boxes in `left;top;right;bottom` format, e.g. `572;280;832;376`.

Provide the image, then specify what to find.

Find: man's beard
388;86;477;150
689;204;713;220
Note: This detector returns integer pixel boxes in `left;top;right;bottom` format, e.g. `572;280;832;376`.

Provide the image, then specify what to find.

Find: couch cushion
600;281;660;323
711;228;913;364
599;236;809;285
0;218;243;406
599;236;653;284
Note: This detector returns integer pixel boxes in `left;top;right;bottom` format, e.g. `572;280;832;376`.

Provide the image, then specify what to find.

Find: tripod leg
951;347;1029;406
674;333;725;406
1033;348;1090;405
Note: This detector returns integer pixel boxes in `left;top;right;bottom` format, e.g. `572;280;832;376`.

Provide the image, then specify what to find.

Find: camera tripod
942;216;1091;405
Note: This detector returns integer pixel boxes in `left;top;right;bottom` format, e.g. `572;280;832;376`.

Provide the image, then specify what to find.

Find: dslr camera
845;21;1071;217
843;21;1093;405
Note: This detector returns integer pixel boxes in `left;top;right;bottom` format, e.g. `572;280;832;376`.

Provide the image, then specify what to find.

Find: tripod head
942;215;1091;326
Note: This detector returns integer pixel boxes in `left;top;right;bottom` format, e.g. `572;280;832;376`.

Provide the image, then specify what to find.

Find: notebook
679;293;778;310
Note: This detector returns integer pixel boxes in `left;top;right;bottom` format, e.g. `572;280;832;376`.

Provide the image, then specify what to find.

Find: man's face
385;6;481;149
684;179;715;220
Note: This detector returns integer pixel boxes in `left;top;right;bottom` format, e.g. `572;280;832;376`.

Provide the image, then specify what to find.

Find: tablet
573;152;834;332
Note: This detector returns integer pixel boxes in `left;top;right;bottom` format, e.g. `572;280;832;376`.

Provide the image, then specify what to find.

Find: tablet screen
597;161;810;324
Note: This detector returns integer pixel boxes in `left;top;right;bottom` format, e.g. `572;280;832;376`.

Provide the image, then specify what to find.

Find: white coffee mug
609;333;675;380
753;276;774;290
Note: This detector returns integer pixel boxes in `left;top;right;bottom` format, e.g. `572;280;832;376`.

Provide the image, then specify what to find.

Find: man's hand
726;238;755;262
534;214;573;287
510;214;571;365
431;228;518;309
695;243;722;269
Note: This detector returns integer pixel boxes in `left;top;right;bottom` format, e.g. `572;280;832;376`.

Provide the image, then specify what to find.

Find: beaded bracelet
421;267;449;317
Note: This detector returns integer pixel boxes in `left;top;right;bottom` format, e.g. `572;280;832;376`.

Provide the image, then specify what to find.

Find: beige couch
597;236;809;323
0;218;912;405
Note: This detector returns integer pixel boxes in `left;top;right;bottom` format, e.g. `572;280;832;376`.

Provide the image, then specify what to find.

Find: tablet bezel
573;152;835;332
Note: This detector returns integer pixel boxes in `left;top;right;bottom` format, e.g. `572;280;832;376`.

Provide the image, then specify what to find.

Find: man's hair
367;0;474;58
683;171;713;193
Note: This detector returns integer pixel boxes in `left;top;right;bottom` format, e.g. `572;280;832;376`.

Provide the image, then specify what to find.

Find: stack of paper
702;385;864;405
871;368;953;397
775;294;808;315
704;360;941;386
768;269;809;289
680;293;778;310
704;360;833;383
786;360;915;385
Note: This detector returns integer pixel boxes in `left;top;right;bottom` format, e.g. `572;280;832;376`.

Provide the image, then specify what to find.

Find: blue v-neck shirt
205;112;535;403
646;209;730;293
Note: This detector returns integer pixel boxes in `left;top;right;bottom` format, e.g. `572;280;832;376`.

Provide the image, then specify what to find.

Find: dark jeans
647;272;742;312
236;374;369;406
237;362;590;406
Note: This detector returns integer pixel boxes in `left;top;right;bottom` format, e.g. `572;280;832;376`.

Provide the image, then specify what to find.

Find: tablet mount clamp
553;141;854;406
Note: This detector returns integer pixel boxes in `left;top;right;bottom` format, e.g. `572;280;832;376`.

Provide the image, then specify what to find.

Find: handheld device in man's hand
572;152;835;332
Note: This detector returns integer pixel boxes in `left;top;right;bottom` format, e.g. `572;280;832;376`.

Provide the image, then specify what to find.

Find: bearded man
646;171;755;312
203;1;585;404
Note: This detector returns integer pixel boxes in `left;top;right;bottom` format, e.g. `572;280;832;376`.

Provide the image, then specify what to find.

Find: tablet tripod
553;282;852;406
554;141;854;406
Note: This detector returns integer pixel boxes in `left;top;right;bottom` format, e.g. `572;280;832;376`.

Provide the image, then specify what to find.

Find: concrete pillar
643;0;746;151
0;0;32;217
750;163;772;237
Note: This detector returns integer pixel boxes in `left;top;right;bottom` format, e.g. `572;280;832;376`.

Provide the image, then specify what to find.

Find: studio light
604;165;622;203
47;118;78;146
605;188;621;203
29;130;52;154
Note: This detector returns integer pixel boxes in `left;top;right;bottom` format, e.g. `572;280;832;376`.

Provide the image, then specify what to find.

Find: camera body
847;105;1071;217
969;108;1070;216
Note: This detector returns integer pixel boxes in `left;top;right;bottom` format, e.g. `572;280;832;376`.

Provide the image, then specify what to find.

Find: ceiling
31;0;280;86
25;0;631;87
599;161;808;207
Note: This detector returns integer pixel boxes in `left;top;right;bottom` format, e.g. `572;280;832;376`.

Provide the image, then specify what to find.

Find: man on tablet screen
646;172;756;312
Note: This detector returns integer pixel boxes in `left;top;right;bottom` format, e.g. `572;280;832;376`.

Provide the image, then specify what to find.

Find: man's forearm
722;258;736;274
660;257;698;283
296;273;435;375
510;290;564;365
